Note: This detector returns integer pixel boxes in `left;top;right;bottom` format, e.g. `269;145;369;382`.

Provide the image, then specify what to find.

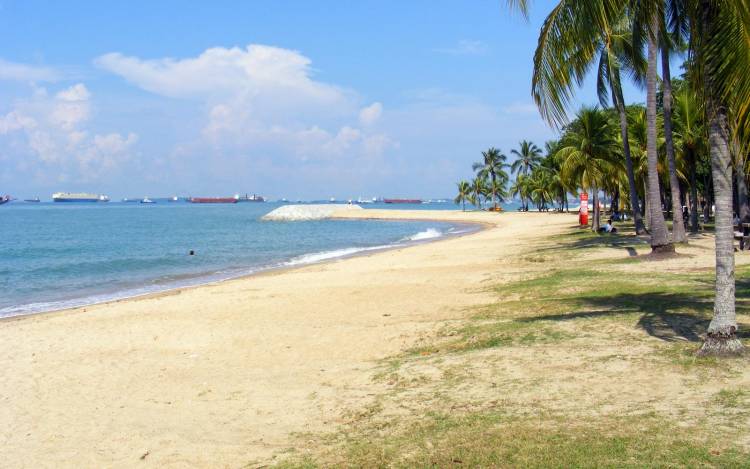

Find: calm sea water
0;201;471;318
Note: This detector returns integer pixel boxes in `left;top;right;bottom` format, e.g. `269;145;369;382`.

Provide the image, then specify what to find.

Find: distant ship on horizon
236;193;265;202
189;196;238;204
53;192;109;203
383;198;422;204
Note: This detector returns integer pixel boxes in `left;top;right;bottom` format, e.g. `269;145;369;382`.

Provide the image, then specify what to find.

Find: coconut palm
510;174;532;211
510;140;543;177
528;168;556;211
471;176;489;210
530;1;647;233
454;180;472;212
556;107;620;232
672;86;704;233
658;11;688;242
694;0;748;356
472;147;509;210
643;11;674;252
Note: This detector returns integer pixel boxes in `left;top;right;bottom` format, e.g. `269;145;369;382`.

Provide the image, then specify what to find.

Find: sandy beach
1;210;562;468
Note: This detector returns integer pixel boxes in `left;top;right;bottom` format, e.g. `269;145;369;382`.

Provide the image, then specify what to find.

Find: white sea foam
404;228;443;241
284;245;390;266
262;204;363;221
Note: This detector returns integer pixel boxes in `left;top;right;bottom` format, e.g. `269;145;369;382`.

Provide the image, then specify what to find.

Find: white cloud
50;83;91;131
55;83;90;101
0;111;37;134
0;83;138;181
0;58;60;82
435;40;488;56
94;45;349;111
359;102;383;126
96;44;398;169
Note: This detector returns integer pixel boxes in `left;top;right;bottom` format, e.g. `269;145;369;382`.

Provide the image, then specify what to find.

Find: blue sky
0;0;649;200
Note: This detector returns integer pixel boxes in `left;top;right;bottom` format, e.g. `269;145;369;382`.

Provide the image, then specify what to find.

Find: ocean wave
284;245;390;266
403;228;443;241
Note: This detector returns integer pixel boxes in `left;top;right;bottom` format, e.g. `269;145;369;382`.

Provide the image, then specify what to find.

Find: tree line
462;1;749;356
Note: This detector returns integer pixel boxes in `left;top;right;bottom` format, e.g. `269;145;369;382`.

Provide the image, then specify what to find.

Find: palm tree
695;0;747;356
529;168;556;211
510;140;543;177
672;86;704;233
454;180;471;212
556;107;620;232
510;174;531;211
530;1;647;233
473;147;509;210
659;10;688;242
471;176;488;210
644;11;674;253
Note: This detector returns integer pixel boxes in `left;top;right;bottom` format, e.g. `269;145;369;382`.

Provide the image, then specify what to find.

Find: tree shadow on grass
541;230;649;258
519;290;750;343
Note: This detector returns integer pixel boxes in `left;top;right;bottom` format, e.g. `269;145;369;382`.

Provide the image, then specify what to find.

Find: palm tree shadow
541;231;649;257
519;288;750;343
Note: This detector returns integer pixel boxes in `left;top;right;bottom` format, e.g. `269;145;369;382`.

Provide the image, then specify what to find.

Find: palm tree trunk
646;15;674;253
697;0;744;356
491;173;497;210
661;45;687;243
592;189;600;232
689;148;700;233
736;152;750;223
612;78;646;234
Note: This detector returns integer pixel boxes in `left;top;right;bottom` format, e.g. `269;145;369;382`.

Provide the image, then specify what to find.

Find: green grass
280;412;749;468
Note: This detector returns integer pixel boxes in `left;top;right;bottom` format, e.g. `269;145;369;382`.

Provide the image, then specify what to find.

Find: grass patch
280;412;749;468
716;388;750;409
407;319;575;357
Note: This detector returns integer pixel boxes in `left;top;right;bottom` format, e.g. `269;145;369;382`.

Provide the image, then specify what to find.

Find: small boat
141;197;155;204
24;198;40;203
169;196;179;202
356;196;375;204
383;198;422;204
329;197;336;203
0;195;11;205
189;196;238;204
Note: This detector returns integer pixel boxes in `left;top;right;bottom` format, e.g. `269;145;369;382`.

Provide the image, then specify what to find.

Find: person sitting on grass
599;218;617;234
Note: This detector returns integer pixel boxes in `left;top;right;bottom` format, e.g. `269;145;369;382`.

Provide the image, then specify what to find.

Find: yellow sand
3;210;737;468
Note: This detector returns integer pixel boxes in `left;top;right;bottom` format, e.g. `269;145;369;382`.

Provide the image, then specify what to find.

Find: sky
0;0;649;200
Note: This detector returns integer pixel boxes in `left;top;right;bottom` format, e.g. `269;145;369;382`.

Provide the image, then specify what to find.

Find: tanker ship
52;192;110;202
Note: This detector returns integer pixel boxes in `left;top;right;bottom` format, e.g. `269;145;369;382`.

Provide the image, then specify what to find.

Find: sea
0;201;480;318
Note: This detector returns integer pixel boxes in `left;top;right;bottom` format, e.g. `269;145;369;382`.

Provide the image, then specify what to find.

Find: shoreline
2;209;557;468
0;211;487;323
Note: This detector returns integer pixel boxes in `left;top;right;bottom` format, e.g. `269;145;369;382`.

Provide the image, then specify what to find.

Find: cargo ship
53;192;109;202
383;198;422;204
236;193;265;202
189;196;238;204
